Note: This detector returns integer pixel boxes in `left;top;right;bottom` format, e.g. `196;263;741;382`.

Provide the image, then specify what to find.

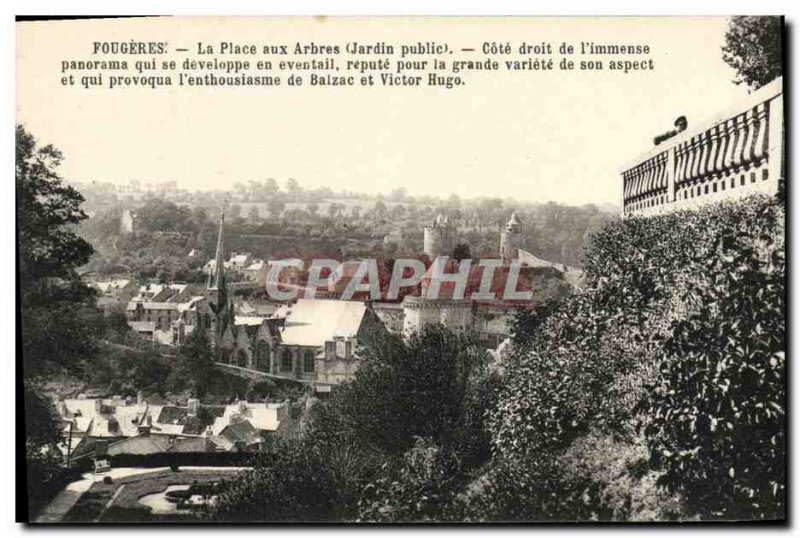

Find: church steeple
204;209;229;348
208;210;226;290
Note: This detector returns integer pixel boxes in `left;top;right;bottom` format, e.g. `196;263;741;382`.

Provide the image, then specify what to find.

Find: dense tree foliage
168;329;218;398
484;194;784;521
212;325;493;522
722;16;783;89
17;125;103;517
643;200;785;519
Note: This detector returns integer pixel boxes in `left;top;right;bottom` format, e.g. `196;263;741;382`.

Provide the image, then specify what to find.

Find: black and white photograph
14;15;786;524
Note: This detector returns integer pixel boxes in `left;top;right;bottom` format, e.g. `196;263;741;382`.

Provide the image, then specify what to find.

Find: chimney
137;390;144;406
94;399;103;414
324;340;336;360
335;336;346;358
237;400;248;414
139;414;152;435
187;398;200;417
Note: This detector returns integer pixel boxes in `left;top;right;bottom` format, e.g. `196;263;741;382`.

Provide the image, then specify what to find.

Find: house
57;395;297;460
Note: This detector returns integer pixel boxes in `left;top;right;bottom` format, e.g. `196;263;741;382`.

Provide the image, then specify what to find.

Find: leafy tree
262;178;279;196
266;198;285;219
314;326;487;456
358;438;461;522
16;125;93;285
17;124;102;518
170;328;216;397
17;125;103;379
643;200;785;519
212;325;491;522
722;16;783;89
487;194;784;521
285;178;302;199
247;205;261;224
134;198;192;233
452;242;471;261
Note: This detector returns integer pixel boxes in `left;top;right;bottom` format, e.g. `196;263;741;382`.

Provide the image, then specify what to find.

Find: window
741;175;746;186
731;177;735;188
257;341;271;372
220;348;231;364
763;169;769;181
236;349;248;368
751;172;756;183
303;351;315;373
713;183;717;193
704;185;709;195
281;349;293;372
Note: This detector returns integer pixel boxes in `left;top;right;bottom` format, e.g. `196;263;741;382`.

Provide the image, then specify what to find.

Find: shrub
642;198;785;519
489;194;785;520
358;438;462;522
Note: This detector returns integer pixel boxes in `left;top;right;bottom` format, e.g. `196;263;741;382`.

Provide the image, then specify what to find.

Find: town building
192;212;388;393
57;394;299;461
621;77;784;217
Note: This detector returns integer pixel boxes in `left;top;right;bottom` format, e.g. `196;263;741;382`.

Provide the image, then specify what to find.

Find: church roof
279;299;368;347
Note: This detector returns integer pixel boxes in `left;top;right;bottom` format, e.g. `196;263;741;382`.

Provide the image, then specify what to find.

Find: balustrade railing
621;77;783;216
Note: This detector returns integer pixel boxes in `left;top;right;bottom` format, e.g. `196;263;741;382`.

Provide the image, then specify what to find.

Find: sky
16;16;750;206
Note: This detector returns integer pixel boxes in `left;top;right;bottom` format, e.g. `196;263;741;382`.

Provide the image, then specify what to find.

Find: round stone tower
402;295;474;336
423;214;455;259
500;212;522;263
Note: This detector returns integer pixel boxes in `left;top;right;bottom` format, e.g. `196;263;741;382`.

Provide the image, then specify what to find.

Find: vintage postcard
16;16;785;523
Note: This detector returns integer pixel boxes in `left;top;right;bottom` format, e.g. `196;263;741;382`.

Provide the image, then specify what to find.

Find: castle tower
423;214;456;259
402;296;474;337
500;212;522;263
205;211;231;347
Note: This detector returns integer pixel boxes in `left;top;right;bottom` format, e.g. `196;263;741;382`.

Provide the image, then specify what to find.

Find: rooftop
280;299;368;347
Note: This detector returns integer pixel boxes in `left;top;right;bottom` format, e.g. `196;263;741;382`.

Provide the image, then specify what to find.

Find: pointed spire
208;210;226;290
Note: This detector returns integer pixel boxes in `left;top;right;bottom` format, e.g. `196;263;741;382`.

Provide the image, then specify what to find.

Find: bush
642;198;785;519
358;438;462;522
488;195;785;520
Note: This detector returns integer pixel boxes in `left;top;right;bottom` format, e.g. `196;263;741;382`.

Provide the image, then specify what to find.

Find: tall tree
722;16;783;89
171;328;217;397
16;125;93;286
17;125;103;518
17;125;102;380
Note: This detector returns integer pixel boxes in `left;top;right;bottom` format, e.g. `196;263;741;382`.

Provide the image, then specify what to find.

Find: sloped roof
220;420;261;445
245;260;265;271
517;248;584;287
61;399;154;438
168;437;213;453
157;405;187;425
280;299;367;347
107;434;173;456
211;401;282;435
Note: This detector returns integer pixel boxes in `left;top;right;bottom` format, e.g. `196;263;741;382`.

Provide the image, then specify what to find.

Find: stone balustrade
621;77;784;217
